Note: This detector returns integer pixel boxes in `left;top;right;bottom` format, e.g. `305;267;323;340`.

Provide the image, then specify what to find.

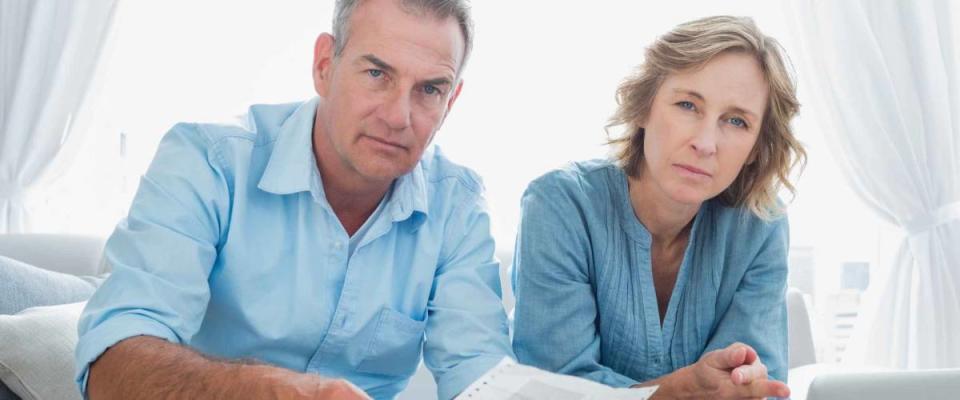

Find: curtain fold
0;0;118;233
784;0;960;368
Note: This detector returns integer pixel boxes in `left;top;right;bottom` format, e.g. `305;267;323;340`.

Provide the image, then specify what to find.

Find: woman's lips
674;163;712;177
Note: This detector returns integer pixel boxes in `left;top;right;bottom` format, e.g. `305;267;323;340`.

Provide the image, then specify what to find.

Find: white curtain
785;0;960;368
0;0;118;233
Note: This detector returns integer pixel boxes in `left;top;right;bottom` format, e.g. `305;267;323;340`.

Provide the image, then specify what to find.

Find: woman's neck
628;171;701;249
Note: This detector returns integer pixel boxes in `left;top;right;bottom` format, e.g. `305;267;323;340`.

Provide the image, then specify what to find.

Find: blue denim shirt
75;98;513;400
511;159;789;386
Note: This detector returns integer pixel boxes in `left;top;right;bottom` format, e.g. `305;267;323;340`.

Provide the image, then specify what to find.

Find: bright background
31;1;892;363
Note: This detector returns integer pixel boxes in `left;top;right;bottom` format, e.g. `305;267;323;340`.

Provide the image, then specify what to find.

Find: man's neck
628;171;700;250
312;117;392;237
322;177;389;237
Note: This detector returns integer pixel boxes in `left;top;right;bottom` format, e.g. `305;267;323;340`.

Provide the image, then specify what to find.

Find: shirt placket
305;218;357;371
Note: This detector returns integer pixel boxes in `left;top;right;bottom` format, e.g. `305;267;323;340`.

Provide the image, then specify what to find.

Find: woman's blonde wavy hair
608;15;806;220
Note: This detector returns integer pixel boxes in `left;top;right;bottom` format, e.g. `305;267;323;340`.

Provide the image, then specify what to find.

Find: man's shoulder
180;101;303;145
158;100;308;170
419;145;484;196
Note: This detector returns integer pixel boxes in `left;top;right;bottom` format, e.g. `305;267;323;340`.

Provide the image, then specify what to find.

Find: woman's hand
637;342;790;399
690;342;788;398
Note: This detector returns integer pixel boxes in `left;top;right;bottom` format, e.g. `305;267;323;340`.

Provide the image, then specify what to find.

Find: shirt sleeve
74;123;230;397
423;185;515;400
702;216;790;383
511;175;639;388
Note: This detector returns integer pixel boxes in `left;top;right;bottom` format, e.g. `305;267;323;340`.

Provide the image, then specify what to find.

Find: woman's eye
676;101;696;111
729;117;748;129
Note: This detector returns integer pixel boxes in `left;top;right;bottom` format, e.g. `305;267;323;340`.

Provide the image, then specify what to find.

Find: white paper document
454;358;659;400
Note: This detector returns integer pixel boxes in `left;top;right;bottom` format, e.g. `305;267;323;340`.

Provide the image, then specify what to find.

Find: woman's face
641;51;769;206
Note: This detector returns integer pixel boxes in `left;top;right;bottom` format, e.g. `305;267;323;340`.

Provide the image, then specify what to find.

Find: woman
511;16;805;399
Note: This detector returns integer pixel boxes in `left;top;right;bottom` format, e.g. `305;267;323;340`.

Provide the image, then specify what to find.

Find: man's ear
313;33;336;97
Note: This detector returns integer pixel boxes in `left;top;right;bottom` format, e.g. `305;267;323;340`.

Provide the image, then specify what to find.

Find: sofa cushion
0;302;86;400
0;255;102;315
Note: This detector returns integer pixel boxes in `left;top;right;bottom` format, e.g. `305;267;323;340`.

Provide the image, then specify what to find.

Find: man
75;0;513;398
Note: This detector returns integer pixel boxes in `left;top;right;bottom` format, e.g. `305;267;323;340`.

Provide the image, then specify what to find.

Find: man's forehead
346;41;461;82
344;0;465;74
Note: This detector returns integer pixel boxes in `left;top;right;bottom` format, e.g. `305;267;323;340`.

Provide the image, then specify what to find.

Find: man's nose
380;89;412;131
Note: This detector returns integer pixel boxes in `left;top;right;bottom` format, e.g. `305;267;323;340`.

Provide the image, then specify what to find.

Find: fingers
688;349;788;400
731;359;767;385
731;378;789;399
702;346;739;370
748;379;789;399
704;342;759;370
740;344;759;366
726;345;748;369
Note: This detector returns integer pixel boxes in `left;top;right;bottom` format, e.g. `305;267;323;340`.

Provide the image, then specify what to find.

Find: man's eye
367;69;383;78
423;85;441;96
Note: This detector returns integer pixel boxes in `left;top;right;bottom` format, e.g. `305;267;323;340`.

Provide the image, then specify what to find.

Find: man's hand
88;336;371;400
635;342;789;400
268;372;371;400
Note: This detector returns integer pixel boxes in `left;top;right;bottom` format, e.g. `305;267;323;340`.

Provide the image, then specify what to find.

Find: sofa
0;234;107;400
2;233;959;400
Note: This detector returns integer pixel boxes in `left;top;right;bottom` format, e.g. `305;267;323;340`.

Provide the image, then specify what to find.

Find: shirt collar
388;158;429;228
257;97;429;227
257;97;320;196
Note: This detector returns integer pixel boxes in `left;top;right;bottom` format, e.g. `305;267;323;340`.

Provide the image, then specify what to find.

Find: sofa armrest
0;234;105;276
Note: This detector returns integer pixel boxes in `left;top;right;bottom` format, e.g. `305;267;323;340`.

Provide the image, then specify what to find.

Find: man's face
312;0;465;185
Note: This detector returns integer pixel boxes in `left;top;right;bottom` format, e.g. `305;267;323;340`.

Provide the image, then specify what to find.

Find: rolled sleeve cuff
436;355;510;400
74;313;181;399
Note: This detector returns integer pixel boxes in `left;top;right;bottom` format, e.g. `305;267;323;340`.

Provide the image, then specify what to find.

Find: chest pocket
355;307;427;377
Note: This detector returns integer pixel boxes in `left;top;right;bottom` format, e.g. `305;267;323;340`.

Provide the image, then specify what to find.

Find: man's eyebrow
421;77;452;87
359;54;456;88
359;54;395;74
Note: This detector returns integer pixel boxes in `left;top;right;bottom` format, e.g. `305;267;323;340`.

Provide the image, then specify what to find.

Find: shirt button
334;241;343;250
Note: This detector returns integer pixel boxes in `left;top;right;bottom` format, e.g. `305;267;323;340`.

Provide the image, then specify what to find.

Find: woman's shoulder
520;159;624;223
526;158;621;197
703;199;790;243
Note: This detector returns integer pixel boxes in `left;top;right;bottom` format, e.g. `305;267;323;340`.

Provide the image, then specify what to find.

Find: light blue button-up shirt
75;98;514;400
511;160;789;386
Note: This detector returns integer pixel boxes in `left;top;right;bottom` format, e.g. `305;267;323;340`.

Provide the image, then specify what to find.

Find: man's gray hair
332;0;474;72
